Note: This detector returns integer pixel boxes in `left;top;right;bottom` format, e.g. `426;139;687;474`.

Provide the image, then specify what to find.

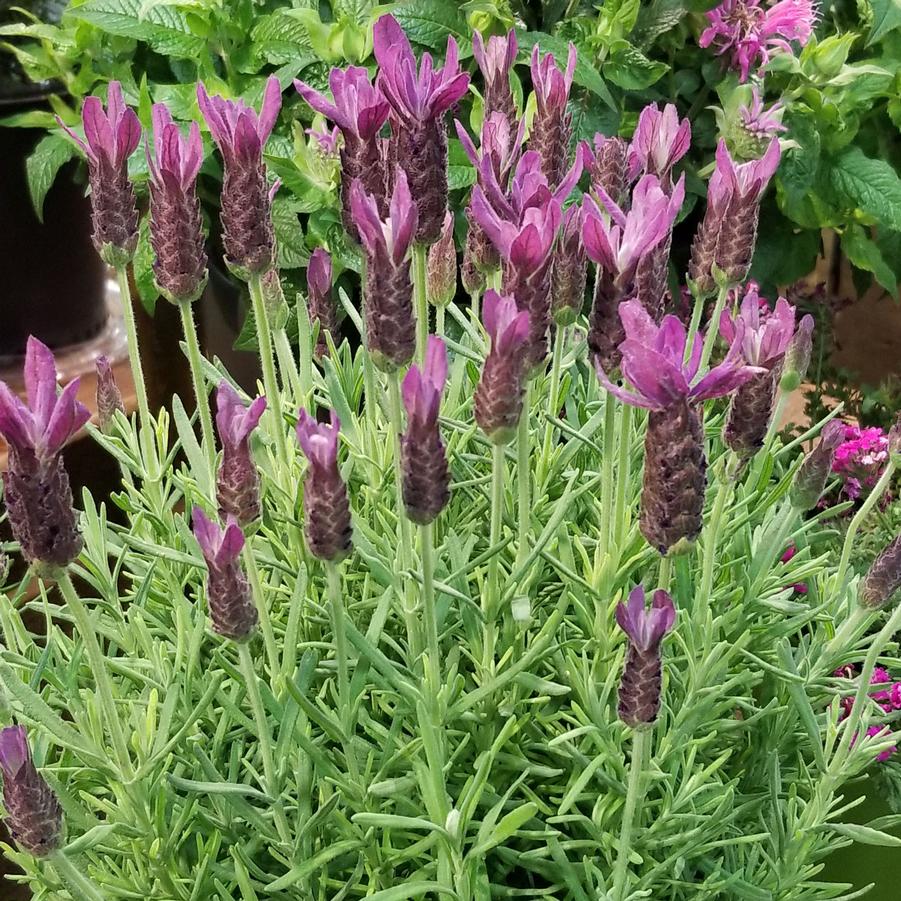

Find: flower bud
96;355;125;433
427;213;457;307
215;382;266;526
859;534;901;611
781;314;814;391
307;248;339;358
0;726;63;857
790;420;844;511
551;206;586;327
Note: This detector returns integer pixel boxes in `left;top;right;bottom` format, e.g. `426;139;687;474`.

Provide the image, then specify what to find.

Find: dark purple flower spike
528;44;577;190
790;420;844;511
296;410;353;561
58;81;141;266
215;381;266;526
193;507;258;641
197;77;282;277
616;586;677;727
401;336;451;524
95;355;125;434
583;134;630;208
307;248;339;358
0;338;90;570
373;14;470;243
427;212;457;308
859;534;901;611
472;29;518;124
147;103;208;304
295;67;391;241
0;726;62;857
551;204;587;326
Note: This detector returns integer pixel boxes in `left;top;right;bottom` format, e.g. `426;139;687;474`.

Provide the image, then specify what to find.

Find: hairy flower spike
0;727;62;857
351;170;418;371
296;410;352;561
295;67;391;241
147;103;208;304
551;205;587;326
584;134;630;208
192;508;257;641
215;382;266;526
781;313;814;389
528;44;576;189
428;212;457;307
402;337;451;524
307;248;339;358
859;534;901;611
197;77;281;277
58;81;140;266
628;103;691;188
472;30;517;124
616;586;676;727
475;291;531;444
790;420;844;510
0;338;90;570
95;355;124;433
374;14;470;243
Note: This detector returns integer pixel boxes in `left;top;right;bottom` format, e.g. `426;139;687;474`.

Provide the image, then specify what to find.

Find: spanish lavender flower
616;586;677;728
197;77;281;277
428;212;457;307
58;81;140;266
789;420;844;511
598;302;761;554
831;425;890;502
583;134;630;208
551;204;587;326
700;0;817;82
374;14;470;243
739;88;786;145
192;507;257;641
296;410;353;561
0;338;90;570
307;248;339;358
528;44;577;189
95;355;124;433
146;103;208;304
402;337;451;524
475;291;531;444
295;67;391;241
0;727;62;857
583;175;685;368
215;381;266;526
351;170;418;371
472;29;517;124
628;103;691;188
719;285;798;458
688;138;781;292
859;535;901;610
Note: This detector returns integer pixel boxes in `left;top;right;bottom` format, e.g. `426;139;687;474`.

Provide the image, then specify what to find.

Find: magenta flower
296;410;352;561
628;103;691;185
456;112;526;190
215;381;266;525
352;169;418;268
197;77;282;275
295;66;390;143
719;283;797;368
530;43;576;118
739;88;786;139
472;29;518;122
835;665;901;761
616;585;677;727
401;336;450;524
58;81;140;264
528;43;577;187
832;425;890;502
700;0;817;82
146;103;207;303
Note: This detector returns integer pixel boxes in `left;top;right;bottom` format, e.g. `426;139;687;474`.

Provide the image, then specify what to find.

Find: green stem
471;290;481;325
325;561;350;719
249;274;289;469
115;266;151;438
236;642;291;844
516;383;531;564
413;243;429;362
611;728;651;901
658;556;673;593
684;288;707;363
699;283;730;371
539;326;566;482
420;521;440;686
613;404;633;548
436;305;446;341
242;544;279;687
484;443;505;675
386;372;421;663
599;391;618;561
178;300;216;476
747;390;788;489
51;850;105;901
274;327;303;405
56;574;132;778
835;461;896;595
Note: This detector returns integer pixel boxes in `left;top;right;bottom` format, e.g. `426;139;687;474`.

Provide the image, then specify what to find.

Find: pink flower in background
739;88;787;139
834;664;901;762
780;544;808;594
700;0;817;82
832;425;890;501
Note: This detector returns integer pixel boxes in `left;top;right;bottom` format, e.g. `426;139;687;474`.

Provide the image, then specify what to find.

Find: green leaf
841;224;899;298
272;198;310;270
69;0;206;58
391;0;470;50
750;204;821;290
364;884;459;901
867;0;901;45
605;40;668;90
25;134;77;222
132;217;159;316
264;840;361;892
251;12;316;67
63;824;122;855
826;146;901;231
470;802;538;854
828;822;901;846
516;31;616;110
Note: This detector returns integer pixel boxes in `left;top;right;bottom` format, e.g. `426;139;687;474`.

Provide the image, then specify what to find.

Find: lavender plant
3;15;901;901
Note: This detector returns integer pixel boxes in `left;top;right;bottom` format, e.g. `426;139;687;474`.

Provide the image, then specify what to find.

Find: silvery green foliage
0;311;898;898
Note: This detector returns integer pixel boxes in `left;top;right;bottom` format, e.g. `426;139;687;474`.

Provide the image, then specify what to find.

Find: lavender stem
414;243;429;363
177;300;216;475
611;728;651;900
